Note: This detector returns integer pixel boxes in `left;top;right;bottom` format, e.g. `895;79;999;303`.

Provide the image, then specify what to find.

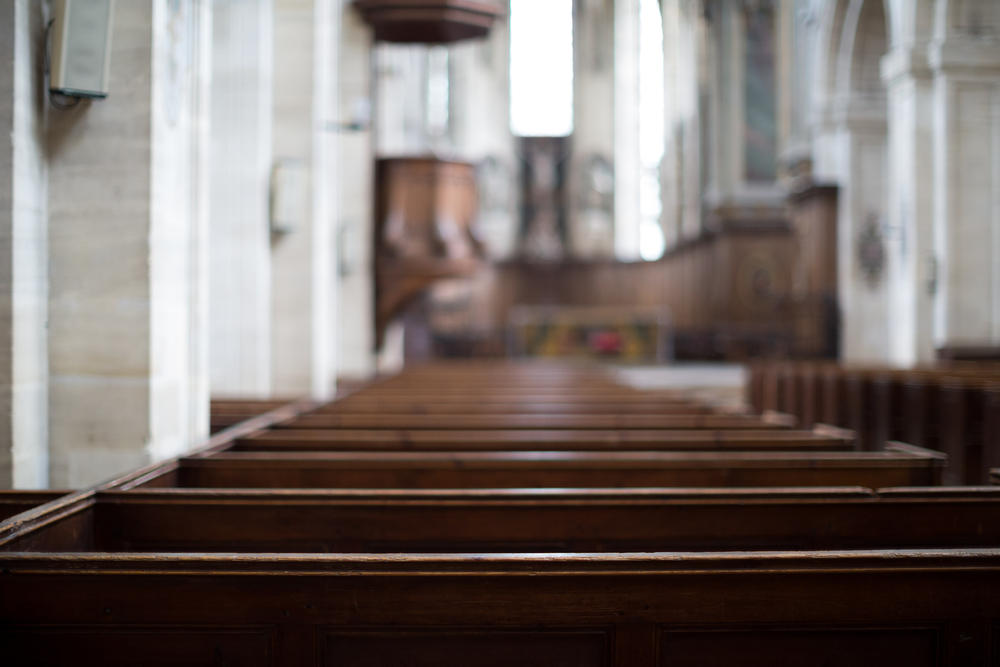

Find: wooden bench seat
749;361;1000;481
234;427;856;452
2;546;999;665
5;486;1000;554
3;362;990;665
134;444;945;489
209;399;298;433
319;400;714;414
278;412;791;430
0;491;67;522
334;390;692;402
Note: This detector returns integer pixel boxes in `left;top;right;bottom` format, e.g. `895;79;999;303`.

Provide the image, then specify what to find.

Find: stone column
835;108;890;361
0;0;48;487
660;0;702;248
613;0;641;260
335;4;375;380
209;0;273;397
881;46;936;365
450;14;519;261
570;0;615;259
47;0;211;487
270;0;338;398
929;39;1000;350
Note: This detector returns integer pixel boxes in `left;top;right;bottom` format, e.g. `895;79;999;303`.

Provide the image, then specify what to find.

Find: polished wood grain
210;399;295;433
3;487;997;554
2;550;999;665
749;361;1000;482
0;491;67;521
146;445;945;489
278;412;790;430
2;361;992;665
234;427;856;452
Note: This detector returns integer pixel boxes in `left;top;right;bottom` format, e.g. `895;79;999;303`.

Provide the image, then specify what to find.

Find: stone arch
814;0;849;113
841;0;888;104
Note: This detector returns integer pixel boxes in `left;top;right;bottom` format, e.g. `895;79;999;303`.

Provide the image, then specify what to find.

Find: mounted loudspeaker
50;0;115;98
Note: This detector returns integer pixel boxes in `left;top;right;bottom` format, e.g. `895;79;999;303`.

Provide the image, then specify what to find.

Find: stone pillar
209;0;273;397
881;46;936;365
270;0;338;398
613;0;641;260
0;0;48;487
335;4;375;380
451;15;519;260
660;0;701;248
836;109;890;361
929;38;1000;351
47;0;211;487
313;0;341;391
570;0;615;259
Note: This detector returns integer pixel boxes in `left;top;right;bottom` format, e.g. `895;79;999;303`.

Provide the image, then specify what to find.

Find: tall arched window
509;0;574;137
744;1;777;182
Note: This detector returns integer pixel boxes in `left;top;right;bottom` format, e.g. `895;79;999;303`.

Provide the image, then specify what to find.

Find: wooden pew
0;361;992;665
749;361;1000;481
321;399;714;414
135;444;945;489
210;399;296;433
0;490;67;521
3;486;995;554
235;426;857;452
277;412;794;430
2;541;999;665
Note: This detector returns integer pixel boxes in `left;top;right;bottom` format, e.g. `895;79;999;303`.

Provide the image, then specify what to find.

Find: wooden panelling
323;630;609;667
161;446;944;489
659;627;937;667
0;626;275;667
3;361;997;665
14;488;994;554
2;552;999;665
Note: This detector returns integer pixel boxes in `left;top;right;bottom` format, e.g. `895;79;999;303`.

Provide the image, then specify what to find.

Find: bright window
509;0;574;136
638;0;665;261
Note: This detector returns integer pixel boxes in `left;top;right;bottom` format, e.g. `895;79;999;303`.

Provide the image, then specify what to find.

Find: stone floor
613;363;748;411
